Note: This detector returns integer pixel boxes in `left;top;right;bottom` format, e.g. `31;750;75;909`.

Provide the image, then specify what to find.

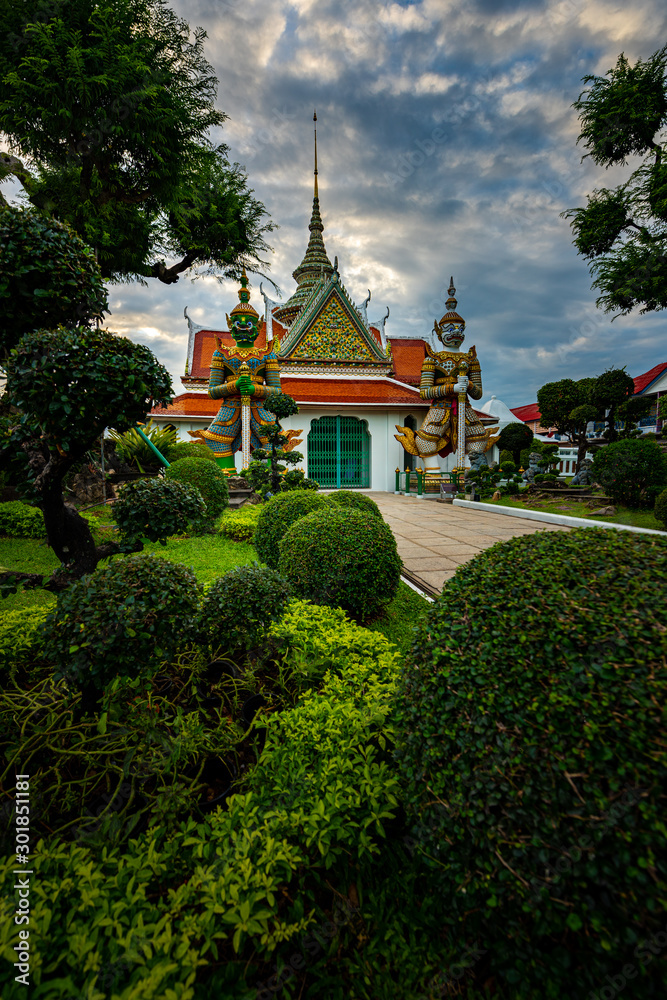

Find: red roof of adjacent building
388;338;426;385
633;362;667;394
510;403;541;422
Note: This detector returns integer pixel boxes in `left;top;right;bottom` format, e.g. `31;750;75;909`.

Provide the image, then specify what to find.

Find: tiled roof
510;403;541;422
388;338;426;384
152;377;426;418
633;362;667;394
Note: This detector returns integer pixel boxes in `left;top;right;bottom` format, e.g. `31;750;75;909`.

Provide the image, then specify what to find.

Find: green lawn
483;495;665;531
0;532;258;612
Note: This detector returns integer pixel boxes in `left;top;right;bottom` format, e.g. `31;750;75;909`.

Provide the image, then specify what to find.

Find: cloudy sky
14;0;667;408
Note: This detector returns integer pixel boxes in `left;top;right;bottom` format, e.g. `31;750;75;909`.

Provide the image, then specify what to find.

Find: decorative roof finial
446;276;457;312
313;110;318;199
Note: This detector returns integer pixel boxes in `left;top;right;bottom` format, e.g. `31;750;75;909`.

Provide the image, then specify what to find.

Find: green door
307;416;370;488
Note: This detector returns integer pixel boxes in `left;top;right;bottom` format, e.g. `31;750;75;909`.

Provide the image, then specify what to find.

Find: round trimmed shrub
592;437;667;508
0;500;46;538
327;490;383;519
113;477;206;543
44;554;202;700
165;441;217;463
198;564;292;654
165;457;229;527
254;491;331;569
655;487;667;528
393;528;667;999
278;507;401;619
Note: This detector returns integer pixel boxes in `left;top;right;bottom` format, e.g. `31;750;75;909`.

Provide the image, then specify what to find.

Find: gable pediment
278;277;388;364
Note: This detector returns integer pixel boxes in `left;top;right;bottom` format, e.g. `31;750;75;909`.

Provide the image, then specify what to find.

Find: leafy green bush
254;491;331;569
0;500;46;538
165;457;229;529
0;204;108;358
279;468;319;491
0;606;50;681
113;477;206;543
327;490;383;519
278;508;401;619
394;528;667;999
165;440;216;463
533;472;558;485
198;564;292;655
506;480;519;494
44;554;202;703
218;504;262;542
592;437;667;508
499;459;517;477
108;420;177;470
655;487;667;528
0;613;402;999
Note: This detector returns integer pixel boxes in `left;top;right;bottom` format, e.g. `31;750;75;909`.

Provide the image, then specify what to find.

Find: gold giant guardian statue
395;279;497;464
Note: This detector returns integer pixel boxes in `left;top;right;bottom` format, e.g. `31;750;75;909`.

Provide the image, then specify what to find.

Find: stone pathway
369;493;570;595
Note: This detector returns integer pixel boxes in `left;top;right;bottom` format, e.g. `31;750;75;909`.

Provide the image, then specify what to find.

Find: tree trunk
40;478;100;577
576;431;589;472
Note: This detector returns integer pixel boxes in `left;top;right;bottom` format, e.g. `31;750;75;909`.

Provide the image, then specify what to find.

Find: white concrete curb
453;499;667;536
400;575;435;603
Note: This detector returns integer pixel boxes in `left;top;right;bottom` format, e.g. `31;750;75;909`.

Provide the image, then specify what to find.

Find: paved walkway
369;493;570;594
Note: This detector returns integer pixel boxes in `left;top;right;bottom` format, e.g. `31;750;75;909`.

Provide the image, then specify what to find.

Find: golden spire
313;110;318;198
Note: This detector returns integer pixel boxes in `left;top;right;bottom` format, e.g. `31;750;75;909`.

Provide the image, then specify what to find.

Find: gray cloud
27;0;666;405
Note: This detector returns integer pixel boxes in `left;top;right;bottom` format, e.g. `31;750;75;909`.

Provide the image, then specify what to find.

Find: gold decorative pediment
291;298;375;362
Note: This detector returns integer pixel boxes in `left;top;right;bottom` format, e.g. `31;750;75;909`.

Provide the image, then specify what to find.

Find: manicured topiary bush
278;508;401;619
218;504;262;542
165;441;217;463
393;528;667;999
113;478;206;543
44;554;202;706
655;487;667;529
165;456;229;529
592;437;667;508
198;564;292;654
327;490;383;519
0;500;46;538
254;491;331;569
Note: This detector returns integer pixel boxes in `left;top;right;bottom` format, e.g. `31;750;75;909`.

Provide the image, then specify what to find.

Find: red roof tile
633;362;667;394
510;403;541;422
389;338;426;384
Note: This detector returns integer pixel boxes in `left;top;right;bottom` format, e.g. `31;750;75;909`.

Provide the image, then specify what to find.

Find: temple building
151;119;497;489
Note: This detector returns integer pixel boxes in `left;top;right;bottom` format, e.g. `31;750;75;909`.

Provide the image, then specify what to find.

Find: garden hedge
253;490;330;569
0;500;46;538
327;490;383;519
393;527;667;999
165;457;229;528
113;477;206;543
278;507;401;619
198;564;292;655
44;553;202;702
592;437;667;508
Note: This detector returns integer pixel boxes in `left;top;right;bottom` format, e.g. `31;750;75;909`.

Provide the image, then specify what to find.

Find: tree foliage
563;46;667;315
0;203;108;360
495;421;533;465
0;0;273;284
536;377;599;469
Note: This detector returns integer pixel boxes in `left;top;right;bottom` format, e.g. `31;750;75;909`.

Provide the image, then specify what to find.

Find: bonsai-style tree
590;367;649;441
1;324;173;589
563;46;667;315
0;0;273;284
536;378;599;471
243;394;315;498
496;421;534;465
